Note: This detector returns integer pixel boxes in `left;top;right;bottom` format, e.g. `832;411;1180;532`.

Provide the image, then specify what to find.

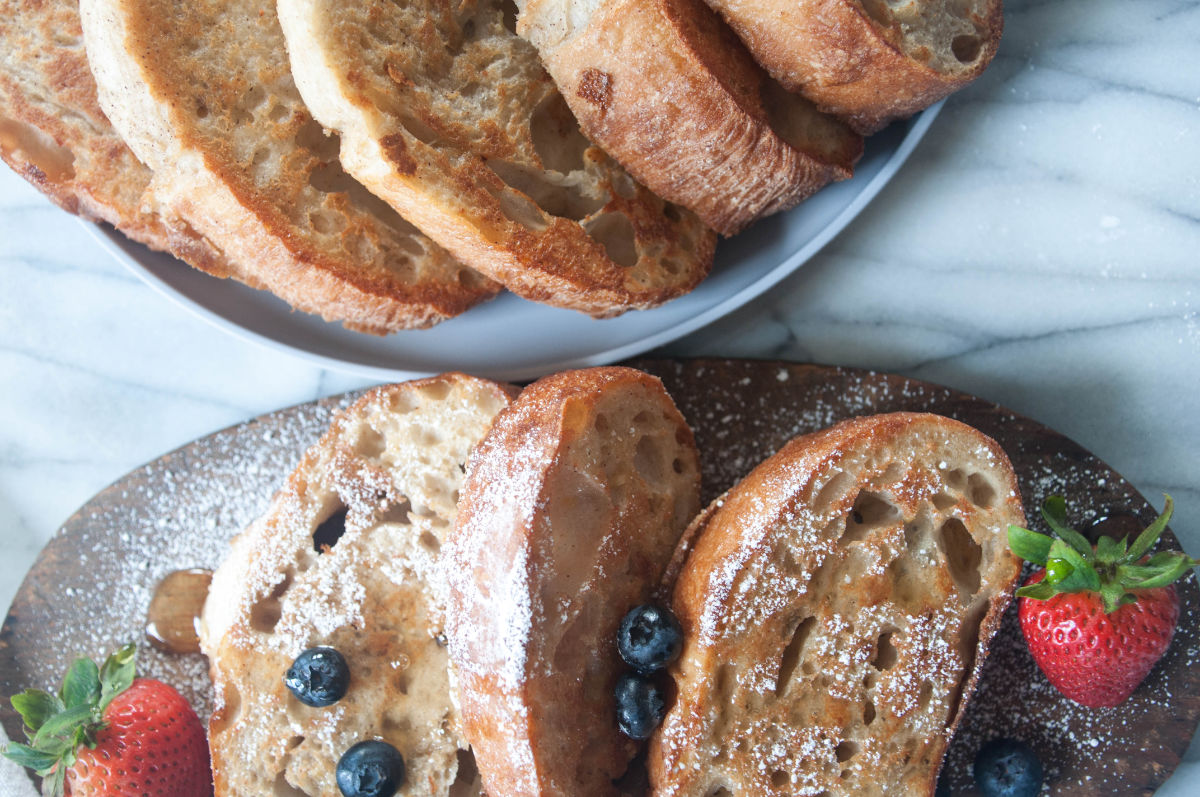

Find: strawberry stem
1;644;138;797
1009;494;1196;613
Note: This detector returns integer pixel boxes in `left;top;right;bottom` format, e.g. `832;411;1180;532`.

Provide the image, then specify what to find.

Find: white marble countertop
2;0;1198;792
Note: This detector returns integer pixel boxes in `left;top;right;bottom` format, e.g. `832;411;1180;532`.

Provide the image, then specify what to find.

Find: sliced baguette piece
445;367;702;795
199;374;517;796
276;0;715;317
0;0;227;275
79;0;499;334
704;0;1003;134
516;0;863;236
650;412;1024;795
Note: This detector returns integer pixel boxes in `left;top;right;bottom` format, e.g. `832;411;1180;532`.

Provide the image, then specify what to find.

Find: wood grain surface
2;359;1196;794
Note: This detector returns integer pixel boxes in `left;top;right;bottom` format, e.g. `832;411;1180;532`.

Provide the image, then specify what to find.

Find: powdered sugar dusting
1;396;352;727
5;361;1197;795
638;359;1200;795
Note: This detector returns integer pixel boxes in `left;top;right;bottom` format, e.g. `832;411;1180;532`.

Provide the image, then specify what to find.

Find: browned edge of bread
703;0;1003;134
445;366;702;796
0;0;230;275
519;0;863;236
650;412;1024;795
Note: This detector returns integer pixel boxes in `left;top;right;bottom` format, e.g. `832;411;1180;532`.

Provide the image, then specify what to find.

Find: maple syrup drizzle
145;569;213;654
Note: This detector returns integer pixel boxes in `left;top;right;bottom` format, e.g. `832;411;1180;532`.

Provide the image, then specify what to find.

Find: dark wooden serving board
2;359;1197;795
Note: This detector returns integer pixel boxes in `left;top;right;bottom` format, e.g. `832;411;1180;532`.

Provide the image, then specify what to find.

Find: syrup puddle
145;568;213;654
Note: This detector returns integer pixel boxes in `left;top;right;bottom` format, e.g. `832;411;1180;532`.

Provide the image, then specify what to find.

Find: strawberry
2;644;212;797
1008;494;1197;708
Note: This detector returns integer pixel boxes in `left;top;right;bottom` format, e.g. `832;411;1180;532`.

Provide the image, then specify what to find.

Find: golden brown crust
277;0;715;317
650;412;1024;795
201;374;517;796
519;0;863;236
705;0;1004;134
445;367;702;796
80;0;499;334
0;0;228;274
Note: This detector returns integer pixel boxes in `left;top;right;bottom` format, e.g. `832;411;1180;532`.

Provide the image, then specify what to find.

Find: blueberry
615;672;666;740
336;740;406;797
973;738;1043;797
285;647;350;707
617;604;683;673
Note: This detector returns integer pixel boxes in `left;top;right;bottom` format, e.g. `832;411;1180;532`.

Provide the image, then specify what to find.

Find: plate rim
84;104;943;382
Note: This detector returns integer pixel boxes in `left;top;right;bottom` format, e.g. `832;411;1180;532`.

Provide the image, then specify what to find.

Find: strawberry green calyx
2;644;137;797
1008;495;1197;614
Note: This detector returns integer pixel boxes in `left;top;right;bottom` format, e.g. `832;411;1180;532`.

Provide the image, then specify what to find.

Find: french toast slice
445;367;702;795
199;374;517;796
516;0;863;236
702;0;1003;134
650;412;1024;796
0;0;227;275
275;0;715;317
79;0;499;334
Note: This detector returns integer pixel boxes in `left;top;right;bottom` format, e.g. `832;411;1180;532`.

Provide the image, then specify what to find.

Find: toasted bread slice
516;0;862;236
704;0;1003;134
445;367;702;795
79;0;499;334
0;0;228;274
199;374;517;795
276;0;715;317
650;412;1024;795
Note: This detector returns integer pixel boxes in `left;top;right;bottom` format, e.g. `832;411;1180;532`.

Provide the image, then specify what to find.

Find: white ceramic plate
85;104;941;381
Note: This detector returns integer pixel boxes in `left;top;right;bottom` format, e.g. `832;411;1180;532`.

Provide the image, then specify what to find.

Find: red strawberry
1008;494;1196;708
2;645;212;797
1018;570;1179;707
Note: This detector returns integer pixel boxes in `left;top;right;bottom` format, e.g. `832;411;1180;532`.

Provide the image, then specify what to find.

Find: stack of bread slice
514;0;864;236
202;369;1024;796
275;0;715;317
79;0;501;333
4;0;1001;330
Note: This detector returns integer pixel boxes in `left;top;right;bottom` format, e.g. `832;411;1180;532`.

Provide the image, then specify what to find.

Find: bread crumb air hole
835;740;859;762
937;517;982;597
952;34;981;62
931;491;957;511
449;749;481;797
312;506;348;552
585;213;639;267
634;435;667;484
249;570;292;634
530;94;590;174
777;615;817;696
814;471;851;511
273;774;309;796
966;473;996;508
841;490;900;544
871;629;899;671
